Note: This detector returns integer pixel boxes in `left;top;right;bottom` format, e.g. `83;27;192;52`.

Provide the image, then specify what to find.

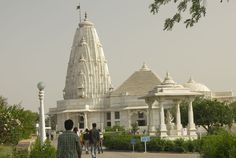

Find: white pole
38;82;46;145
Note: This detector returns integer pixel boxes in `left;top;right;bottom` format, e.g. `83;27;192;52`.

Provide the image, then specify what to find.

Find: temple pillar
187;98;197;137
175;100;182;136
127;110;131;129
159;101;167;137
84;112;88;129
145;98;155;135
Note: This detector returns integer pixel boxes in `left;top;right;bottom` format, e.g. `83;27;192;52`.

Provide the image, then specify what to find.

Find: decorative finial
188;76;195;83
162;72;176;85
166;72;170;78
140;62;150;71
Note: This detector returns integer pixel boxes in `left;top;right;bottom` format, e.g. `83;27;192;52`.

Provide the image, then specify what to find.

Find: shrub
185;139;200;152
200;132;236;158
29;138;56;158
173;139;185;153
104;125;125;132
103;133;143;151
103;133;201;153
13;149;28;158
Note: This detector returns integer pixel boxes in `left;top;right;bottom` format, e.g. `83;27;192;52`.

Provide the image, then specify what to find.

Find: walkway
81;151;200;158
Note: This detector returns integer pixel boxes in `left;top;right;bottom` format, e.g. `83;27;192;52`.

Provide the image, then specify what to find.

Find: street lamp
37;82;46;144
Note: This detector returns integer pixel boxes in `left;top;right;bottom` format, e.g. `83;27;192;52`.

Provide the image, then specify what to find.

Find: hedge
103;133;200;153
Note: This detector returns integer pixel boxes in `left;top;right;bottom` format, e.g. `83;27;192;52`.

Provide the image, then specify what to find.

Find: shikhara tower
49;14;113;130
63;13;111;100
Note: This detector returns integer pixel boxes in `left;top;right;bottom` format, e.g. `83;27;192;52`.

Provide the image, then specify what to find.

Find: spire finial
166;72;170;78
188;76;195;83
140;62;150;71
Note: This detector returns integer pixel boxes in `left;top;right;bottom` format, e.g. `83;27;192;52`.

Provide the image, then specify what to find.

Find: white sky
0;0;235;112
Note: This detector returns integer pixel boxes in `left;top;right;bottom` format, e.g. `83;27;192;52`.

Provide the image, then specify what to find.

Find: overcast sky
0;0;235;112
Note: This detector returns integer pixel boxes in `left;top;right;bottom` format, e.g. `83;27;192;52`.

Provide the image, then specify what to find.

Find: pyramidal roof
111;63;162;96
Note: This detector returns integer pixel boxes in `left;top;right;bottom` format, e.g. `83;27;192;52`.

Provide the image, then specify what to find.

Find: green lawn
0;145;13;158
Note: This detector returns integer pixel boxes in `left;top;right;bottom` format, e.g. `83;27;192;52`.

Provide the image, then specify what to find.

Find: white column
175;100;182;136
84;112;88;129
111;111;114;127
188;98;197;137
159;101;167;137
127;110;131;129
48;115;52;140
145;98;155;135
37;82;46;145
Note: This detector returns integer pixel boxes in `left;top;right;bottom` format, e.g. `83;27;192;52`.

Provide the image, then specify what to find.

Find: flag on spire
76;4;80;10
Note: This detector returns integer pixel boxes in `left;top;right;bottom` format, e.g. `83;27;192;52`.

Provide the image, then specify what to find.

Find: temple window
106;112;111;120
115;111;120;119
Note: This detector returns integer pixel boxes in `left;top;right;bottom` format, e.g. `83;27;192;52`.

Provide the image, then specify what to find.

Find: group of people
57;119;103;158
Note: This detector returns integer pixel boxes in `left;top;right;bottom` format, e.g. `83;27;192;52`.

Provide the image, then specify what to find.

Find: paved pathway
53;135;200;158
81;151;200;158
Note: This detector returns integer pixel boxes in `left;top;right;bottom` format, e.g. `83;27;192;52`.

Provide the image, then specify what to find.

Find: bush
104;125;125;132
185;139;200;152
13;149;29;158
200;132;236;158
29;138;56;158
103;133;200;153
104;133;144;151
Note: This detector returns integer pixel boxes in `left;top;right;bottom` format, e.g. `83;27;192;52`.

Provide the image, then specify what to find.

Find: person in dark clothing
90;123;100;158
57;119;82;158
83;128;90;154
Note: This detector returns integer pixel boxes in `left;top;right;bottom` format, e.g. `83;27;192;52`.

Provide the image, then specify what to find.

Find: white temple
49;15;236;139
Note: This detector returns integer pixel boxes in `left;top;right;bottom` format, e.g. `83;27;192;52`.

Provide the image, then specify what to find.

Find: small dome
183;77;210;92
162;72;176;85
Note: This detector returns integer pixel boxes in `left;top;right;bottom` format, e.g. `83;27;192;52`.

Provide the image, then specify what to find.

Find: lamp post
37;82;46;144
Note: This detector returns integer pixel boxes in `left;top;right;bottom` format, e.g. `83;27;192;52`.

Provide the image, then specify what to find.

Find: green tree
180;98;233;133
150;0;229;30
229;101;236;122
0;96;39;145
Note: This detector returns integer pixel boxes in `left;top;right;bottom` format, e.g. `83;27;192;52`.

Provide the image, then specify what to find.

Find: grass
0;145;13;158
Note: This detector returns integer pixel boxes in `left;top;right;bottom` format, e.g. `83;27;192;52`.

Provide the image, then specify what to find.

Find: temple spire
64;15;111;99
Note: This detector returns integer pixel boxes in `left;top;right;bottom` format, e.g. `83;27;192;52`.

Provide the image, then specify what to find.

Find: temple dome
183;77;210;92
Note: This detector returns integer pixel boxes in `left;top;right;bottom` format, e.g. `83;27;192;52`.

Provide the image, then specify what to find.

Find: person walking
73;127;79;136
89;123;100;158
79;130;84;149
57;119;82;158
97;129;103;154
83;128;90;154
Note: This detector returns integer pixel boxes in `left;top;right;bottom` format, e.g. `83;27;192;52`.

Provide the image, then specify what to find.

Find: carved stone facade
63;15;111;100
